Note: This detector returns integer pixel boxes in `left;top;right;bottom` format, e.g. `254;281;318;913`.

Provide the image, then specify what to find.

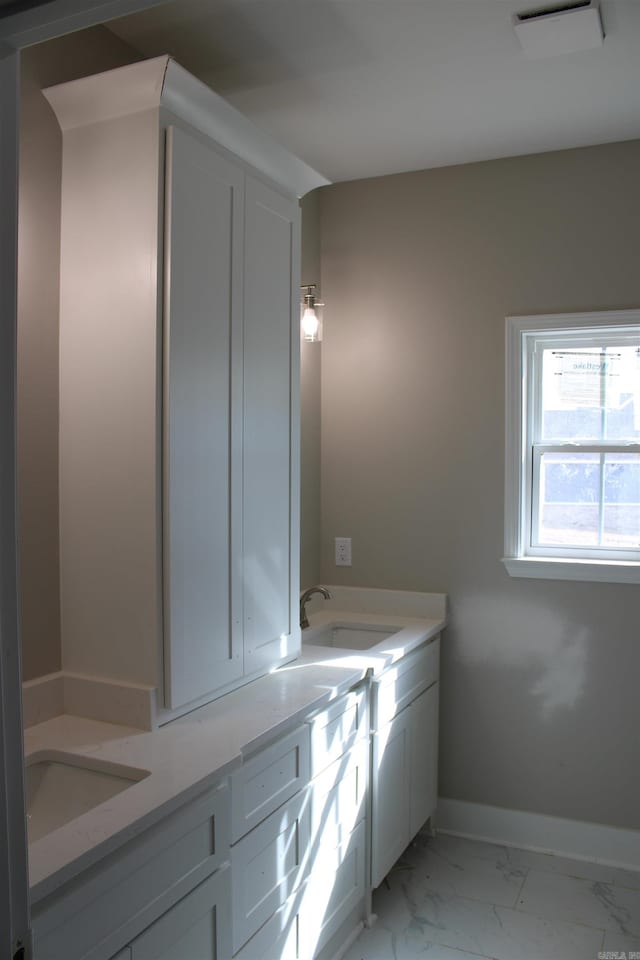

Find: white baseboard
437;797;640;873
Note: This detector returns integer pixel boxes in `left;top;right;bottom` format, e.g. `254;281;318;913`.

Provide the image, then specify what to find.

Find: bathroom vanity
26;587;445;960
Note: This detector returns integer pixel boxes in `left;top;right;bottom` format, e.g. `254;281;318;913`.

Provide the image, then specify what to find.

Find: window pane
537;452;600;547
542;345;640;442
603;453;640;548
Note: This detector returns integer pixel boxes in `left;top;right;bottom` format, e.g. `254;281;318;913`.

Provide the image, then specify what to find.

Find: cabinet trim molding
162;59;330;199
44;56;330;200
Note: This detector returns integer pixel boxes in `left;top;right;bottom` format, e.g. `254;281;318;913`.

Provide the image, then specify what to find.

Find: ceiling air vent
513;0;604;58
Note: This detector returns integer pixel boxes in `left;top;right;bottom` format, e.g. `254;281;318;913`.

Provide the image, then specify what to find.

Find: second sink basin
25;750;150;843
302;621;402;651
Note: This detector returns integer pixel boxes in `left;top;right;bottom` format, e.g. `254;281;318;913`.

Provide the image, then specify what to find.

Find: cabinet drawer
130;864;231;960
231;787;311;952
33;783;229;960
300;818;367;958
373;637;439;728
235;819;366;960
311;738;369;848
231;724;310;841
233;884;304;960
307;686;368;777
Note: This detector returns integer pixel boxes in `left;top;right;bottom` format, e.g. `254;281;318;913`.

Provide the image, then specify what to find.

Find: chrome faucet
300;585;332;629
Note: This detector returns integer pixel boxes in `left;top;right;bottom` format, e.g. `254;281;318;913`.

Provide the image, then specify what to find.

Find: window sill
502;556;640;584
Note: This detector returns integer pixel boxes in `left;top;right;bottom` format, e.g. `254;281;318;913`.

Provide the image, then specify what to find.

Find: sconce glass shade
300;285;323;342
302;305;322;342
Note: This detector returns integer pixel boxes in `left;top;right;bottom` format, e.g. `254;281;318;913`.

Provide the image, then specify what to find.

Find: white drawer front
231;724;310;841
307;686;368;778
235;819;367;960
373;637;439;728
231;787;311;952
300;819;367;958
130;865;231;960
233;885;304;960
311;738;368;849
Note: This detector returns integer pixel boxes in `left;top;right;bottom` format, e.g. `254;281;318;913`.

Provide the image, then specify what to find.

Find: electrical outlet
335;537;352;566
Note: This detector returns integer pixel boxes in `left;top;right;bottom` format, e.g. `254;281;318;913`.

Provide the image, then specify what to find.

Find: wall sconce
300;284;324;342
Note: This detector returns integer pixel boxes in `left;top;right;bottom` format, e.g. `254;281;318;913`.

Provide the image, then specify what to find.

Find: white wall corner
22;671;157;730
22;672;64;728
63;673;157;731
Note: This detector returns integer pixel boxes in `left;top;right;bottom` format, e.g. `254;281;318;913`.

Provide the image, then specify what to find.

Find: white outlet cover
335;537;352;566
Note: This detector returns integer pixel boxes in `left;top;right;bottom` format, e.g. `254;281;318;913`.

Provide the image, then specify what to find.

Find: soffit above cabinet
43;55;329;199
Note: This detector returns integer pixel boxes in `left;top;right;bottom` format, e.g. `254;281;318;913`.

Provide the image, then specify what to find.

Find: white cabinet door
371;706;411;888
163;125;244;709
410;682;439;838
130;866;231;960
242;176;300;675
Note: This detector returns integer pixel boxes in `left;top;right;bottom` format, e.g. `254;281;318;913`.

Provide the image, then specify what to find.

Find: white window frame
503;309;640;584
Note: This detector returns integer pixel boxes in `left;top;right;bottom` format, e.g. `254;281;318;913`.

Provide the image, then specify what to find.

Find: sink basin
302;622;402;651
25;750;150;843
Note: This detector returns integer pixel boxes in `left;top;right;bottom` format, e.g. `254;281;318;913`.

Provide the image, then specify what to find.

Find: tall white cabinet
44;57;325;720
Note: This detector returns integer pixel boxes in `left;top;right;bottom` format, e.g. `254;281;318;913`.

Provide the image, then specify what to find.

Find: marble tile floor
343;832;640;960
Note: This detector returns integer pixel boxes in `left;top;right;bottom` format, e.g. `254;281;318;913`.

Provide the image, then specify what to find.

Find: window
504;310;640;583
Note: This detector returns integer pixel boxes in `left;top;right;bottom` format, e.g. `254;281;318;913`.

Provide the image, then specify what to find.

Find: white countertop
26;589;446;903
26;657;365;902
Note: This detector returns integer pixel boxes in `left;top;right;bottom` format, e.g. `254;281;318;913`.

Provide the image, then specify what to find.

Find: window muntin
525;327;640;562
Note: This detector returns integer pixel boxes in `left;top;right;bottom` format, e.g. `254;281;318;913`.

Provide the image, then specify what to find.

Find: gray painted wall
18;29;140;681
317;140;640;831
300;190;321;590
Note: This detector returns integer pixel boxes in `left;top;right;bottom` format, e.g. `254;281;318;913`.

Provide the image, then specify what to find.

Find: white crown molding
43;55;169;129
43;55;330;199
161;59;329;198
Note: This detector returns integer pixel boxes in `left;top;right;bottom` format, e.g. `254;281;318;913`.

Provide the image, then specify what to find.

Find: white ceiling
109;0;640;183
